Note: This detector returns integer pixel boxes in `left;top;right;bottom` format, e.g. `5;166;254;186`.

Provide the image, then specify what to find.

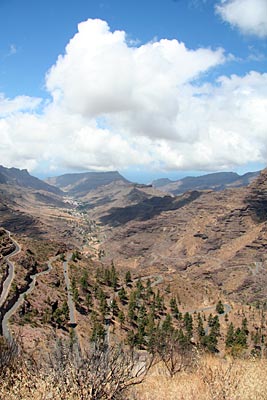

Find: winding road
0;230;80;351
0;230;232;347
0;231;21;308
1;254;55;341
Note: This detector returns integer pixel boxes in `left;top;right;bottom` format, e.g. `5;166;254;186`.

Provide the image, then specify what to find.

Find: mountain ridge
152;171;260;195
46;170;130;196
0;165;63;195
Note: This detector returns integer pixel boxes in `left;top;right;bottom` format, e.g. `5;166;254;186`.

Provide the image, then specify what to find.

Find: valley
0;165;267;358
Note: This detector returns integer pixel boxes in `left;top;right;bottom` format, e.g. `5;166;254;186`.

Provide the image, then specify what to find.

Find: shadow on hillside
100;191;202;227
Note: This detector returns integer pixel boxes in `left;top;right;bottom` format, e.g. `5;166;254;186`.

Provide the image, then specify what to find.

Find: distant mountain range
152;171;260;195
0;165;62;195
46;171;130;196
0;165;261;200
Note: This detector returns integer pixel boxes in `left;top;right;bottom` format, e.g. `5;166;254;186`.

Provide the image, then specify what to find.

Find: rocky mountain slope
0;165;62;195
97;168;267;304
152;171;260;195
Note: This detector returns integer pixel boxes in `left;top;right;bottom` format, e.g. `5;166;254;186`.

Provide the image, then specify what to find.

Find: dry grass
1;339;267;400
0;338;152;400
132;355;267;400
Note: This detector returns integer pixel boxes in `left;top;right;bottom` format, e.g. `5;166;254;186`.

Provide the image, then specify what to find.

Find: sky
0;0;266;183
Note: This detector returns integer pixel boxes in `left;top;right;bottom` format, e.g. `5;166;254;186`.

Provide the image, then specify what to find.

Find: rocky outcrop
246;168;267;222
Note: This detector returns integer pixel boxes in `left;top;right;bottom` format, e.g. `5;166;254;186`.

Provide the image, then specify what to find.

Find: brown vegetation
1;336;267;400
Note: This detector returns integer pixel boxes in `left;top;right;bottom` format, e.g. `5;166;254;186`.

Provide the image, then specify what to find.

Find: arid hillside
94;169;267;306
0;167;267;361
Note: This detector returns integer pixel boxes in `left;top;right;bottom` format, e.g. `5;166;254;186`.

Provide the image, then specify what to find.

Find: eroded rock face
246;168;267;222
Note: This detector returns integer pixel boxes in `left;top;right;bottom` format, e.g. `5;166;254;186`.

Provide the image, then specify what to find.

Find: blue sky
0;0;266;182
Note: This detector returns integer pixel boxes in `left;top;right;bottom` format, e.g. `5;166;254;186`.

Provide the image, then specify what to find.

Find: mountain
1;165;267;364
100;190;202;226
97;168;267;304
0;165;63;195
152;171;260;195
46;170;130;196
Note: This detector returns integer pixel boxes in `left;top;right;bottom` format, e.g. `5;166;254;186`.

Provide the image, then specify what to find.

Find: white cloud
216;0;267;38
46;19;225;119
0;19;266;174
0;94;42;116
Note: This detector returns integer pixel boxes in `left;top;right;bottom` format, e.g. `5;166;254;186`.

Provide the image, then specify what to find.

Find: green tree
216;300;224;314
136;278;144;296
110;263;118;290
197;314;205;342
91;321;105;342
80;270;89;292
162;313;173;333
183;312;193;339
110;298;119;317
118;287;128;304
235;327;247;348
118;310;125;327
125;271;132;286
226;322;235;348
170;297;180;320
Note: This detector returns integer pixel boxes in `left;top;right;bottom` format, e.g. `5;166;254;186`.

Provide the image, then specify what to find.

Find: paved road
0;233;80;350
1;253;55;341
62;253;80;355
63;254;76;325
186;302;232;317
0;231;21;307
0;230;232;346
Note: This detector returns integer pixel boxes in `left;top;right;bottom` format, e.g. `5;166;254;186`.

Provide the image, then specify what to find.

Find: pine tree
125;270;132;286
183;312;193;339
91;321;105;342
110;263;118;290
110;298;119;316
118;310;125;327
118;287;128;303
216;300;224;314
162;313;173;333
80;270;89;291
136;278;144;296
170;297;180;320
226;322;235;348
242;317;249;336
197;313;205;340
235;327;247;348
155;289;164;314
128;299;136;323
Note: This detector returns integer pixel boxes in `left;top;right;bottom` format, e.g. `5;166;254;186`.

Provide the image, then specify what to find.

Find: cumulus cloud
46;19;225;119
216;0;267;38
0;19;267;174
